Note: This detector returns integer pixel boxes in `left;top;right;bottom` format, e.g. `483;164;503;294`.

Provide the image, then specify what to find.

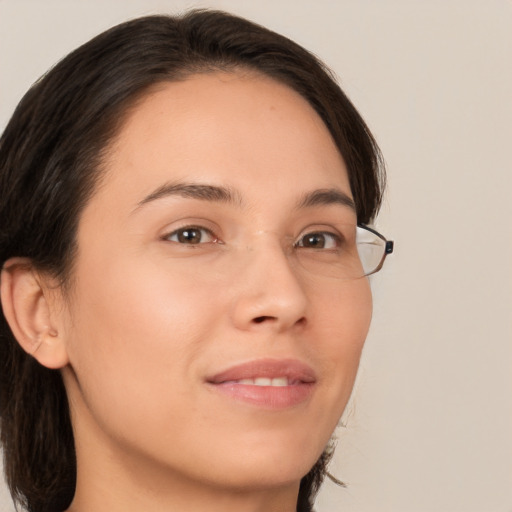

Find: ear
1;257;69;369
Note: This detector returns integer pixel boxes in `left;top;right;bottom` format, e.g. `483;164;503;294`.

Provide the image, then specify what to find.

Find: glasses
165;223;393;282
354;224;394;276
289;224;394;280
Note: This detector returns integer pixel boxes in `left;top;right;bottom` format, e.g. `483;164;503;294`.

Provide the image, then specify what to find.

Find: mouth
205;358;316;409
221;377;296;386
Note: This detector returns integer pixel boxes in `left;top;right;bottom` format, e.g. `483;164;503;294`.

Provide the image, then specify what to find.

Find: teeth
254;377;272;386
234;377;289;386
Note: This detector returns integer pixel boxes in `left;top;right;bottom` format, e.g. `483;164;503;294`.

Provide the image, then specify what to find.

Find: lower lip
207;382;315;409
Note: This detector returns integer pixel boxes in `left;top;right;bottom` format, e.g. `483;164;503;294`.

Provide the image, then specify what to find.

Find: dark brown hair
0;10;384;512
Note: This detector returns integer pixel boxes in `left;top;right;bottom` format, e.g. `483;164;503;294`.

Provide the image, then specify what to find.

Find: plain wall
1;1;511;511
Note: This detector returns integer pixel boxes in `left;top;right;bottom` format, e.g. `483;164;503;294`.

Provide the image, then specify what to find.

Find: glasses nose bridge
238;230;298;274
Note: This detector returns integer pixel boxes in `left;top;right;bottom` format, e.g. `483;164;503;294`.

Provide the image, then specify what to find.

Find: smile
206;359;316;409
226;377;290;386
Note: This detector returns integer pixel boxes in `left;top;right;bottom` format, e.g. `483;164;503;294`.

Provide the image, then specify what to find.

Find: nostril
252;315;307;326
253;316;275;323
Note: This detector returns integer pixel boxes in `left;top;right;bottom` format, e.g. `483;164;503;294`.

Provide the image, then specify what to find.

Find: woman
0;10;392;512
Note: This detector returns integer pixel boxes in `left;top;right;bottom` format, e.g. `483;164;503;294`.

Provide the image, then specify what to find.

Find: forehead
95;71;352;212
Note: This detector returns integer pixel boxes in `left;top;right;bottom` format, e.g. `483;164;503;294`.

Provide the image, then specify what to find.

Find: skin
21;72;372;512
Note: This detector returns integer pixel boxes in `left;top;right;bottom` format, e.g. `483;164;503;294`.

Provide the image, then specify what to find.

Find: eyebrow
134;182;243;211
134;181;355;213
296;188;356;212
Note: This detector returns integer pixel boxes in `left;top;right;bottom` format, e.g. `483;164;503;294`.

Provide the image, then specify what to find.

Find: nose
229;236;308;333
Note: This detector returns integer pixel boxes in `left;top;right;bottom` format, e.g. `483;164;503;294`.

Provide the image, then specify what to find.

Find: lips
207;358;316;384
205;358;316;409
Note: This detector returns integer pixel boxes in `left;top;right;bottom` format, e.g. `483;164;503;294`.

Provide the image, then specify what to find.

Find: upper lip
206;358;317;384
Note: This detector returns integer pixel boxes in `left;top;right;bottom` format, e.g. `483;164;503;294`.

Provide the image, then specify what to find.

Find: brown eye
166;227;215;244
296;232;339;249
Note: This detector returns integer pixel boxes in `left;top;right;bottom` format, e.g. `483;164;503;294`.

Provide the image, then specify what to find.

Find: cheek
69;250;215;344
309;278;372;402
312;275;372;344
63;255;219;426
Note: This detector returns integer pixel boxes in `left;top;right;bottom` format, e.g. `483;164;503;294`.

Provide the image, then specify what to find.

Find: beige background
1;1;511;511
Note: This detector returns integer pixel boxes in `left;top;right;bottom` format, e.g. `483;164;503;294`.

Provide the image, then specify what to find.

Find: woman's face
57;72;372;492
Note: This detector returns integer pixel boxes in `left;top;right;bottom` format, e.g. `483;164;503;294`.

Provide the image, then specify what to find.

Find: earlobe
0;257;69;369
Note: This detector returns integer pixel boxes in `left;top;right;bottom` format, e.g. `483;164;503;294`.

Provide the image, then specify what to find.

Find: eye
164;226;217;245
295;231;340;250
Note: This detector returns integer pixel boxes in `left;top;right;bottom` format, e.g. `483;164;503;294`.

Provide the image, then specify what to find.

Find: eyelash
163;225;342;250
294;231;341;250
163;225;219;245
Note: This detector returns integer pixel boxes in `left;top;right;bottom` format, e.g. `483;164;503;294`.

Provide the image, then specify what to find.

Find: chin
196;438;327;491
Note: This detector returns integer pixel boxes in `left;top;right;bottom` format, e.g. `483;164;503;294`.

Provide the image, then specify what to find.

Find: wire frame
356;225;394;277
